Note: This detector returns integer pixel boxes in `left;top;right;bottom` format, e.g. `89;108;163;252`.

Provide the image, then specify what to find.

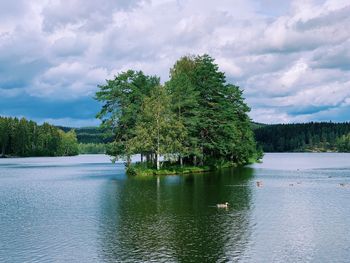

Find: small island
95;54;262;175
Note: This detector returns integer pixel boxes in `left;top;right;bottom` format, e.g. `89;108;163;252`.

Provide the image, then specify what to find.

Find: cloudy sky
0;0;349;126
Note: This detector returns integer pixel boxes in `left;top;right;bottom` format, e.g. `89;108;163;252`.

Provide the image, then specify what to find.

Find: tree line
96;54;259;171
254;122;350;152
0;116;79;157
58;126;110;144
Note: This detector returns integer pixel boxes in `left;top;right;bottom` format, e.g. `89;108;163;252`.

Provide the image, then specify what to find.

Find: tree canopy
254;122;350;152
96;55;259;172
0;116;79;157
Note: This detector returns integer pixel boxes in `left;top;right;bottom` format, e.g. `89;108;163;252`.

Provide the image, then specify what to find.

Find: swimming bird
289;183;294;186
256;181;263;187
217;202;229;208
340;183;346;187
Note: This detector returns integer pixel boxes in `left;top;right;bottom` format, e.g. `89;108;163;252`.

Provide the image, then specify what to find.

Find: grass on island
126;155;262;176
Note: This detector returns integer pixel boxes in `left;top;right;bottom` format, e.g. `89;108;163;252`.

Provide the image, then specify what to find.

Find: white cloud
30;62;108;98
1;0;350;124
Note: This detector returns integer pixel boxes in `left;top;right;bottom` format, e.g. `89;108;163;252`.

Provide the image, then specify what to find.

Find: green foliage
127;85;187;169
336;133;350;152
78;143;106;154
58;126;112;144
95;54;259;174
255;122;350;152
95;70;160;161
0;116;79;157
126;162;213;176
58;130;79;156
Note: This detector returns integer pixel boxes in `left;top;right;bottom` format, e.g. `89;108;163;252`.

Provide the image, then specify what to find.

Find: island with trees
0;116;79;157
95;54;261;175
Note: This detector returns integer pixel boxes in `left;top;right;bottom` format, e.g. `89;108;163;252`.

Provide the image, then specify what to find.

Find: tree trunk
127;155;131;167
156;138;160;170
193;155;197;166
180;156;183;168
141;153;143;163
156;118;160;170
156;153;160;170
1;144;5;157
151;153;154;166
199;146;204;166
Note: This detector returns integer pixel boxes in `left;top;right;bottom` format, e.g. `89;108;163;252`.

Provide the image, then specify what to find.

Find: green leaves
96;54;259;169
128;85;186;160
95;70;160;160
0;116;79;157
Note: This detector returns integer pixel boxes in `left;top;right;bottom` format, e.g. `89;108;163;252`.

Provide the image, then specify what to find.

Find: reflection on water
98;168;254;262
1;154;350;262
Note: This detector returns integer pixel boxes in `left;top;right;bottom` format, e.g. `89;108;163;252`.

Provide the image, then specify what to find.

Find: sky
0;0;350;127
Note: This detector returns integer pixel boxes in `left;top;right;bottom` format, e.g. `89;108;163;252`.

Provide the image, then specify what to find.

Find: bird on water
217;202;229;208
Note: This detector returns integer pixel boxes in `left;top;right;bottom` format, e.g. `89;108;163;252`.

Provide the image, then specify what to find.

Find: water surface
0;153;349;262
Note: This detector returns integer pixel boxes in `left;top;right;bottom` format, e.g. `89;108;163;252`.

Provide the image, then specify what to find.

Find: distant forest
58;126;110;144
3;118;350;157
62;122;350;153
254;122;350;152
0;116;79;157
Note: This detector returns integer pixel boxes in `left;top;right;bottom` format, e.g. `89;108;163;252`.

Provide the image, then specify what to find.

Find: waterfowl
256;181;263;187
217;202;229;208
289;183;294;186
340;183;346;187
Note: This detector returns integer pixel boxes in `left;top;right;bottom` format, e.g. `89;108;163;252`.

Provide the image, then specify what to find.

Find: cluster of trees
0;116;79;157
336;133;350;152
58;126;111;144
254;122;350;152
96;54;259;170
78;143;106;154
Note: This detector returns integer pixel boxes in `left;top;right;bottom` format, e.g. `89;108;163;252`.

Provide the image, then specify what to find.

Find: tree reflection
98;167;254;262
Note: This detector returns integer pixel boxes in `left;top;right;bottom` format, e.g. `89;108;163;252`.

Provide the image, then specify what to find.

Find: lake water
0;153;350;262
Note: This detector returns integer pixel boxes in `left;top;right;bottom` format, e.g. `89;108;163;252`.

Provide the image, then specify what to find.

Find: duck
256;181;263;187
289;183;294;186
339;183;346;187
217;202;229;208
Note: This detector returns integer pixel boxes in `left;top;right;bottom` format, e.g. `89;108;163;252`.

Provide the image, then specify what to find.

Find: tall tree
0;118;10;156
0;116;79;157
95;70;160;163
166;56;200;165
95;54;259;171
128;85;186;170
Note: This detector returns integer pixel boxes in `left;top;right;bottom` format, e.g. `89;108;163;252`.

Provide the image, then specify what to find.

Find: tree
95;70;160;163
58;130;79;156
166;56;200;165
190;54;256;165
336;133;350;152
128;85;186;170
0;118;10;156
95;54;260;173
0;116;79;157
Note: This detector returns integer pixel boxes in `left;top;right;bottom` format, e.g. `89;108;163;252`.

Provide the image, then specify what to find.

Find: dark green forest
96;54;260;174
60;121;350;155
254;122;350;152
58;126;109;144
0;116;79;157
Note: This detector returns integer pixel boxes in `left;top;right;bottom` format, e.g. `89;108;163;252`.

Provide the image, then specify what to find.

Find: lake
0;153;349;262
